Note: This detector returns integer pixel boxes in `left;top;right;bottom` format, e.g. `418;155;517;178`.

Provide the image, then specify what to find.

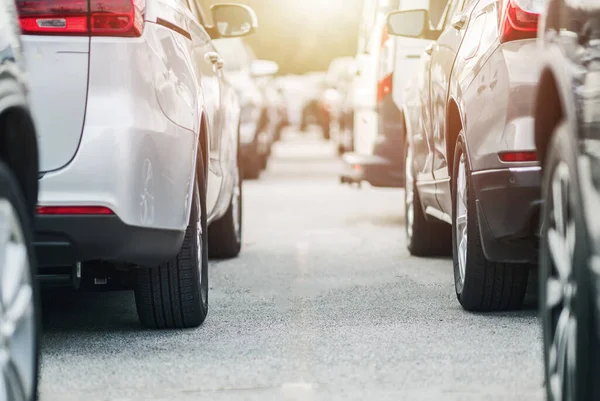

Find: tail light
377;25;393;103
17;0;145;37
498;151;537;162
37;206;114;215
498;0;543;43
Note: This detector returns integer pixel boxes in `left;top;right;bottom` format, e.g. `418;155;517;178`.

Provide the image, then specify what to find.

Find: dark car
390;0;544;311
534;1;600;400
0;0;41;397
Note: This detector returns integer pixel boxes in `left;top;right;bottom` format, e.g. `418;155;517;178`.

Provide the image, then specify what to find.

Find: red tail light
37;206;114;215
377;25;393;103
17;0;144;36
498;151;537;162
498;0;542;43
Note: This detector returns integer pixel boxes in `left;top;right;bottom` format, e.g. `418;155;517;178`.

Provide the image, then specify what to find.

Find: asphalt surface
39;130;545;401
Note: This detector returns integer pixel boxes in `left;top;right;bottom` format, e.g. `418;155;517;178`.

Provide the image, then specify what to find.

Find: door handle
204;51;221;65
425;43;434;55
452;14;467;30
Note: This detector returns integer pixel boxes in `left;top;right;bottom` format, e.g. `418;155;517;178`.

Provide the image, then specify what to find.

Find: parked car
277;74;308;128
299;72;329;137
325;57;355;155
18;1;256;328
390;0;543;311
213;37;279;179
0;0;41;397
534;0;600;399
340;0;447;187
261;79;289;142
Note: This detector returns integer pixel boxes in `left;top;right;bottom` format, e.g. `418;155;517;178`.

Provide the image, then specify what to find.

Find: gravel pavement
39;130;545;401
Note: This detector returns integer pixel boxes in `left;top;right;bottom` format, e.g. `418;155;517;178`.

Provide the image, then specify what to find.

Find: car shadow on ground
40;288;144;334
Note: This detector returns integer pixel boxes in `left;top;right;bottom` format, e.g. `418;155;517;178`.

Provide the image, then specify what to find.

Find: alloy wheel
545;161;577;401
0;199;36;401
455;153;468;287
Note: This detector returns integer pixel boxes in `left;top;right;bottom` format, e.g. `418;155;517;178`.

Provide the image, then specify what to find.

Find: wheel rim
405;145;414;241
455;153;468;287
232;163;242;243
0;199;35;401
545;162;577;401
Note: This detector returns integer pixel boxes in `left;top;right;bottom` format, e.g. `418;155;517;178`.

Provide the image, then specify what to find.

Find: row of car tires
134;149;243;329
404;136;529;311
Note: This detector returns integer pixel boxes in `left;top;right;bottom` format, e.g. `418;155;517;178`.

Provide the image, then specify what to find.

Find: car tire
452;137;528;311
243;137;261;180
208;156;242;259
404;140;451;256
0;161;40;401
135;160;209;329
539;121;598;401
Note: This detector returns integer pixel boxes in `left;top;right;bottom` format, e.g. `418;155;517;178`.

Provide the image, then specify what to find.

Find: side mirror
211;4;258;38
386;9;429;38
250;59;279;77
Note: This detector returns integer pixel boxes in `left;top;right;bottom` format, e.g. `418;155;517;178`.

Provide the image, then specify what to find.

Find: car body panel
37;32;197;231
466;40;540;172
22;37;89;173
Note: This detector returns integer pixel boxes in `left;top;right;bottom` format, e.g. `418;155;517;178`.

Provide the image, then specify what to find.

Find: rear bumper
341;150;404;187
34;214;184;268
471;166;541;263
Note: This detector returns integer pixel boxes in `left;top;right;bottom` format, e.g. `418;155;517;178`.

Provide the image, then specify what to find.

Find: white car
17;0;256;328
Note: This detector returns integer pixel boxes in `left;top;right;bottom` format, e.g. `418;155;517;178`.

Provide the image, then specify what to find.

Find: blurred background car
0;0;41;397
534;1;600;399
299;71;330;138
323;56;356;155
261;78;290;142
276;74;309;128
340;0;447;188
213;37;279;179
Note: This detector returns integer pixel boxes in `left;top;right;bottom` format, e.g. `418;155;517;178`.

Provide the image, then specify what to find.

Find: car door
410;0;457;183
427;0;471;214
187;0;223;216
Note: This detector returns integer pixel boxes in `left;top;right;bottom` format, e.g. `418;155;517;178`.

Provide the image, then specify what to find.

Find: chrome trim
471;166;542;175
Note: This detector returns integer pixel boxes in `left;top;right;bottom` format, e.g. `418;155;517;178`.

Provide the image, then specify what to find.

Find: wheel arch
534;67;564;166
445;96;464;181
197;112;208;179
0;106;39;216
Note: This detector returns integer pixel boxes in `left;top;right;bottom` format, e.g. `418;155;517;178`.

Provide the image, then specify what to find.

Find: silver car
17;0;256;328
